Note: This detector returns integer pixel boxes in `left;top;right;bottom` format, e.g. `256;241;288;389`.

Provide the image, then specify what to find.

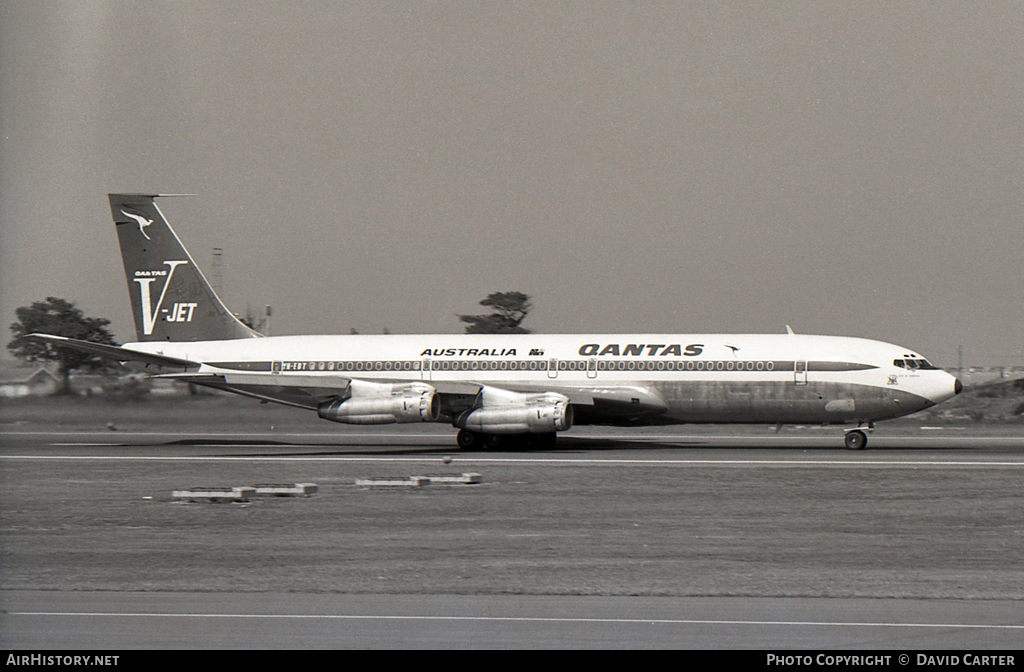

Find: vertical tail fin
108;194;262;342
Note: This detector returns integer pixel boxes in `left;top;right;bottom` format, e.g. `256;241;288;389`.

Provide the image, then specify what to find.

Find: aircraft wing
153;371;490;411
155;370;668;423
151;371;354;409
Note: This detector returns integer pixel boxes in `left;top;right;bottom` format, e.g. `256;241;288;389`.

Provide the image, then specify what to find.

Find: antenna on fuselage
785;325;795;335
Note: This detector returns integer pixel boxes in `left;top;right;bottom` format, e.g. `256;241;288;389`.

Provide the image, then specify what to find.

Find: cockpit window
898;358;938;370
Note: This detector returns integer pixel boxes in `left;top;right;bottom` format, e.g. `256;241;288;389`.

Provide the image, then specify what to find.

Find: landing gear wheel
457;429;482;450
844;430;868;450
484;433;503;449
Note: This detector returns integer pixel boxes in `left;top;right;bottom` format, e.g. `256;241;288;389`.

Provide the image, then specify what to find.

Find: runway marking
5;611;1024;630
50;443;122;446
3;455;1024;467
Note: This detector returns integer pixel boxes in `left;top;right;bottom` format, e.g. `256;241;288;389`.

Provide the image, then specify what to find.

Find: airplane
30;193;963;451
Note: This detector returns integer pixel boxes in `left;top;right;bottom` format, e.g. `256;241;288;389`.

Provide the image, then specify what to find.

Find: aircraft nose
954;378;963;395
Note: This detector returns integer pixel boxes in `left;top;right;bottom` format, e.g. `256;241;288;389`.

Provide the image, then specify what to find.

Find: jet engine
456;388;573;434
317;381;440;425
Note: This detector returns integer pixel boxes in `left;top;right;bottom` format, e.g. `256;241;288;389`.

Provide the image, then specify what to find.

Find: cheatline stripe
5;611;1024;629
8;431;1021;439
3;455;1024;467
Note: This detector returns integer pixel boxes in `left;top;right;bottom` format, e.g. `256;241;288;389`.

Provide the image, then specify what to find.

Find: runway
3;591;1023;649
2;425;1022;649
5;423;1024;458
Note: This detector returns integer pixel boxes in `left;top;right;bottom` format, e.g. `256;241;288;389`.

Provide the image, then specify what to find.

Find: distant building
0;368;61;398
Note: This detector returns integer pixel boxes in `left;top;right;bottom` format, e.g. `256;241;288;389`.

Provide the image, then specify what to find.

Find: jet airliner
31;194;962;450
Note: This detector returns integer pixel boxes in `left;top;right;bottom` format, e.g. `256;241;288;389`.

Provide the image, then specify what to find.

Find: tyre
457;429;482;450
844;430;867;450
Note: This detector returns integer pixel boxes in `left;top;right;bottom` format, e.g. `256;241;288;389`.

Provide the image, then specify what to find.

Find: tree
458;292;533;334
7;297;118;394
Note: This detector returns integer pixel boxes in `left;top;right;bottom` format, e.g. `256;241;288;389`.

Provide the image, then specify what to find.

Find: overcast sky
2;1;1022;366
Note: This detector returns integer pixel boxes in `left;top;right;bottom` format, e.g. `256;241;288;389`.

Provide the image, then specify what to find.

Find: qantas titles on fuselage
578;343;704;357
418;344;705;358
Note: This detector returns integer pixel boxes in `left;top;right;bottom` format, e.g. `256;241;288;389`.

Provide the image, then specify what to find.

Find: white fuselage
125;332;960;426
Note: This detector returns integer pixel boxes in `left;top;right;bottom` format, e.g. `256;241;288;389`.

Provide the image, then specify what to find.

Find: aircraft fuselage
125;332;960;427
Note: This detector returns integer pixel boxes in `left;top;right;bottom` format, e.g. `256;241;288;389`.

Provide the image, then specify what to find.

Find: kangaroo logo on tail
121;210;153;240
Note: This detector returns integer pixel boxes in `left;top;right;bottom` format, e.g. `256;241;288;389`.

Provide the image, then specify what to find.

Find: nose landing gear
843;423;873;450
844;430;868;450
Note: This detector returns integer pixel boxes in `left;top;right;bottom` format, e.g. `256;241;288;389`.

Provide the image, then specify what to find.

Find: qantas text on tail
30;194;962;450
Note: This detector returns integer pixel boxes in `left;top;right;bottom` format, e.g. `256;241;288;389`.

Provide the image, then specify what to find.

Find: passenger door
794;360;808;386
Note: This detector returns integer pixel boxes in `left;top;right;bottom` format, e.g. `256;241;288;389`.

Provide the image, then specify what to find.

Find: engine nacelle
457;390;573;434
318;381;439;425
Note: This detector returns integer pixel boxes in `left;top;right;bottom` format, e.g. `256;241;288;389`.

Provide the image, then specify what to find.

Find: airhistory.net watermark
6;655;118;667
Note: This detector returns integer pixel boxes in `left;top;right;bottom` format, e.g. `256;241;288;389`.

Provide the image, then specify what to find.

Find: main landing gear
456;429;557;451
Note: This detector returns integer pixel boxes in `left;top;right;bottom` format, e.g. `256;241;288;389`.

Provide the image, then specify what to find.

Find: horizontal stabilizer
27;333;197;371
